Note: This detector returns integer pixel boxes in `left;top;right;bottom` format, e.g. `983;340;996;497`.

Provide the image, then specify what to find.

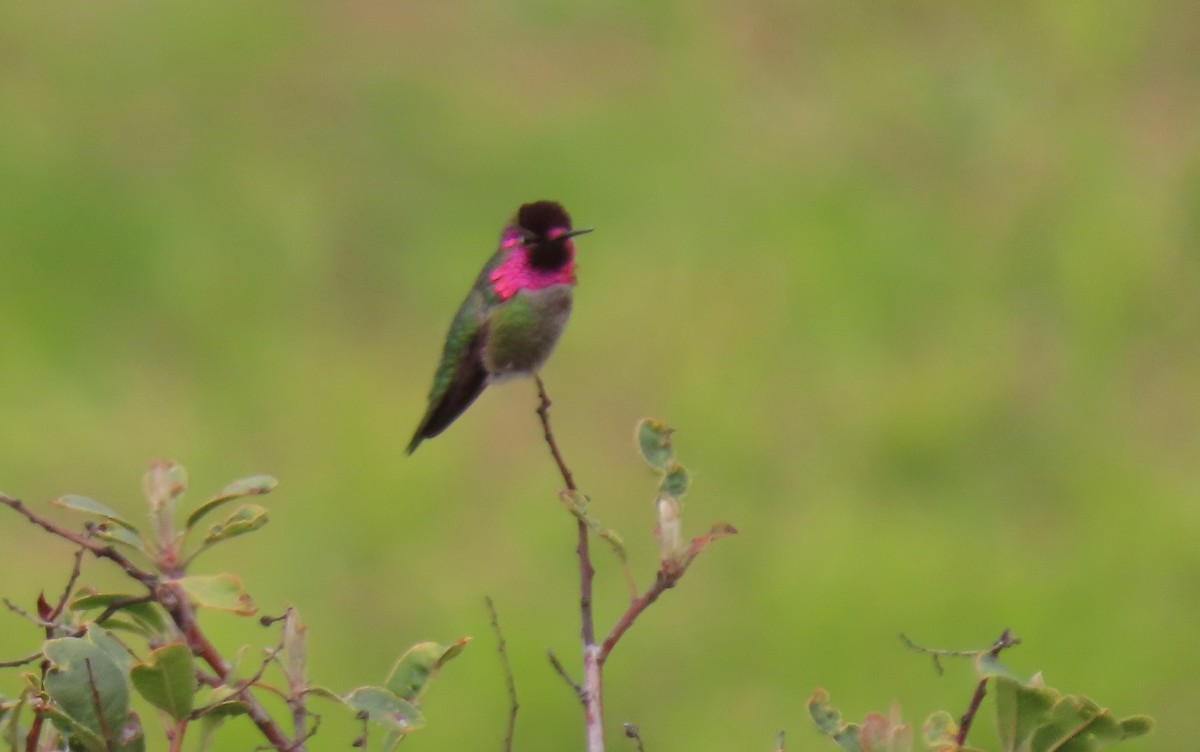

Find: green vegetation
1;3;1193;750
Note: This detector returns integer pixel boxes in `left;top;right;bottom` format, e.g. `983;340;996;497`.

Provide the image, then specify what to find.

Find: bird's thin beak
561;227;593;239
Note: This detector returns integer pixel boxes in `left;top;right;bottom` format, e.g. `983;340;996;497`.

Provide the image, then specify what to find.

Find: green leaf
808;687;843;735
807;688;863;752
385;639;470;702
281;609;308;691
305;686;343;702
85;625;134;676
202;504;269;545
343;686;425;739
69;594;166;635
191;686;248;752
185;475;277;531
192;686;248;719
130;643;195;721
176;574;257;615
992;674;1153;752
93;523;148;552
1118;715;1153;739
636;418;675;470
660;463;690;498
994;675;1054;752
976;652;1022;681
1030;693;1103;751
43;632;131;751
922;710;957;749
51;495;139;534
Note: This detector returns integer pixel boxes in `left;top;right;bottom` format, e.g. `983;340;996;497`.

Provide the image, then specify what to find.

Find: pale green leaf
385;639;470;702
186;475;277;530
176;574;257;615
43;633;130;750
343;686;425;736
51;495;139;534
636;418;674;470
130;643;195;721
202;504;269;545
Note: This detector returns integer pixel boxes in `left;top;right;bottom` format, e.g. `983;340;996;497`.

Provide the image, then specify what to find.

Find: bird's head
516;200;593;270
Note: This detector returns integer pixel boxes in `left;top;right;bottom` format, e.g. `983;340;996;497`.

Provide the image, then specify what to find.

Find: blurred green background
1;2;1197;750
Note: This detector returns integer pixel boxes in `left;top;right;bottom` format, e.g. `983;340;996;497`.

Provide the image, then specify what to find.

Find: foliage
0;462;465;751
809;651;1153;752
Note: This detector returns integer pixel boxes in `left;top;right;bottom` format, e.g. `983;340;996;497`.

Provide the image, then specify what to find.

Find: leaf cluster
809;654;1152;752
0;463;466;751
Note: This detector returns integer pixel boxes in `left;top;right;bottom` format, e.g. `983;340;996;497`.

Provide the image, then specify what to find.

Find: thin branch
534;377;596;647
534;377;603;752
0;650;44;668
598;570;675;666
547;649;584;703
534;376;577;492
3;598;53;629
0;495;157;588
53;547;87;618
900;632;1019;677
485;596;519;752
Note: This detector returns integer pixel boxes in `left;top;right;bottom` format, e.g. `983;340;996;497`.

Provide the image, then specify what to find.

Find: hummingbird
406;200;592;454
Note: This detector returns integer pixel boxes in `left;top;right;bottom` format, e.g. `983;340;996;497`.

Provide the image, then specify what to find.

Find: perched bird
407;200;592;454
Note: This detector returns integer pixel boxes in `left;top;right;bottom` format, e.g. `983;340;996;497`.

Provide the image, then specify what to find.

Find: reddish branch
598;570;677;666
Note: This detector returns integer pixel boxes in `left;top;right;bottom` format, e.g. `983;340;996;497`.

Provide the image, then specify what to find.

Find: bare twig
534;377;604;752
0;650;44;668
534;376;577;493
53;548;87;617
485;596;519;752
3;598;53;629
899;632;1019;677
547;649;584;703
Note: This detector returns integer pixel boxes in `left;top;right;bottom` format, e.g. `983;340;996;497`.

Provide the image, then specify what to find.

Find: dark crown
516;201;572;238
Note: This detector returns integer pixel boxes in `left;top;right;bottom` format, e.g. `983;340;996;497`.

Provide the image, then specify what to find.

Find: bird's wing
406;310;489;454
